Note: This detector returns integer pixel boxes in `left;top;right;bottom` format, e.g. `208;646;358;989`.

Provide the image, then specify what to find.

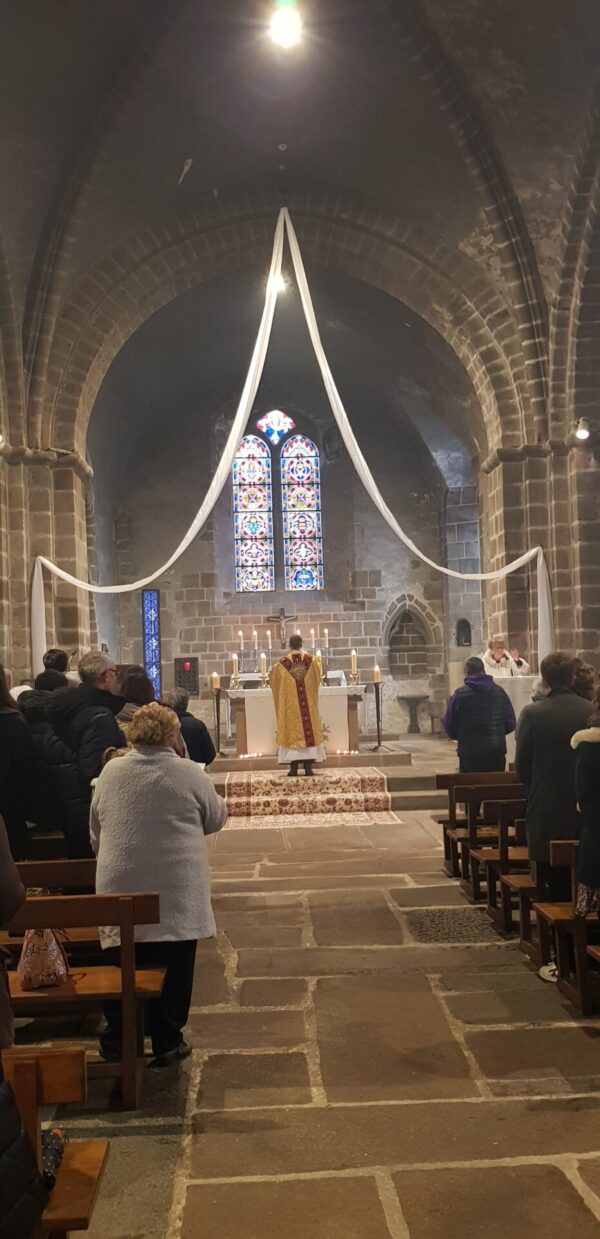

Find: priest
269;634;325;776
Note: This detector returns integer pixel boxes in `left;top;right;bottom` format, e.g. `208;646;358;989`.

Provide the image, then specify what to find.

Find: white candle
310;627;315;648
211;671;221;690
324;627;329;645
260;652;267;676
374;664;381;684
252;629;258;650
296;628;301;636
316;648;322;672
238;630;244;650
351;649;357;676
232;653;239;677
267;629;272;650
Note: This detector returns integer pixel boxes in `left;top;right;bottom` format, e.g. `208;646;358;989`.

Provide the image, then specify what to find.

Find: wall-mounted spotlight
269;1;302;48
575;418;591;441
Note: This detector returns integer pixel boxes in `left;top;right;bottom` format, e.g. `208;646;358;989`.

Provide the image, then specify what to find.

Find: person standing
269;634;324;776
443;656;516;772
115;665;155;734
90;702;227;1066
571;688;600;917
516;652;593;907
0;665;36;858
482;636;530;678
164;688;216;767
18;670;68;832
44;651;126;857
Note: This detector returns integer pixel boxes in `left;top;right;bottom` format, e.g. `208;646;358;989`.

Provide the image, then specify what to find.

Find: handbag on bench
16;929;69;990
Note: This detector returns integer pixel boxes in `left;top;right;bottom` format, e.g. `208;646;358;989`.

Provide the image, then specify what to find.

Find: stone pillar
568;447;600;666
52;468;91;655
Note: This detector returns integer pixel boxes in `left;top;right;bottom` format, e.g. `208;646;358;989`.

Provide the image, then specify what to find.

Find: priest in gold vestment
269;634;324;776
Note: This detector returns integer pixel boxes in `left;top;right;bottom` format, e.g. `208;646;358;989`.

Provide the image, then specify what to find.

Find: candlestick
252;629;258;650
259;652;267;681
296;628;301;636
316;648;323;682
267;629;272;651
324;627;329;645
374;664;381;684
211;671;221;690
231;652;239;686
310;627;315;650
238;630;244;651
351;649;357;675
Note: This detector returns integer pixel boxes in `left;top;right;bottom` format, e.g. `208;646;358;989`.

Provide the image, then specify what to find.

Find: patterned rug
225;767;392;817
222;810;402;830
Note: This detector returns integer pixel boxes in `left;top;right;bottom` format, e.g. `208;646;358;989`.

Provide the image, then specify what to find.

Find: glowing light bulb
268;272;287;294
575;418;591;441
269;4;302;48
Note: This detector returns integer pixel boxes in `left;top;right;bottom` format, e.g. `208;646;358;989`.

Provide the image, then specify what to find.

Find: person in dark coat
515;652;594;900
18;670;68;832
164;688;216;767
571;688;600;917
44;651;126;857
442;656;516;772
0;665;36;859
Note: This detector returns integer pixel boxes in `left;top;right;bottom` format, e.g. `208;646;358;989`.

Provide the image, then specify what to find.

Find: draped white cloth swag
31;208;554;674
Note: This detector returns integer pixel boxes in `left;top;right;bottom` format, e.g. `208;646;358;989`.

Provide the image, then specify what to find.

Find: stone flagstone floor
60;810;600;1238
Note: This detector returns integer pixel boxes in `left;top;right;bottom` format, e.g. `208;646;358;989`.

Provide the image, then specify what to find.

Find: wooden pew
1;1047;109;1237
0;860;101;960
8;892;166;1109
476;798;528;929
457;782;527;901
533;841;600;1014
435;771;519;877
501;867;542;956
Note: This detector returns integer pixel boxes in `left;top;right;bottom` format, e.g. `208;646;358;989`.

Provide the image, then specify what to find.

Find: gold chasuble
269;652;324;756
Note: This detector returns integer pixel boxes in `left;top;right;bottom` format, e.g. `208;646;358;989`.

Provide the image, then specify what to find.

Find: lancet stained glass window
281;435;324;590
256;410;296;445
233;435;275;591
142;589;162;698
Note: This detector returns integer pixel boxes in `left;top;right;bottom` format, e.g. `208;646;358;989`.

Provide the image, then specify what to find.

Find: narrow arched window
233;435;274;592
281;435;324;590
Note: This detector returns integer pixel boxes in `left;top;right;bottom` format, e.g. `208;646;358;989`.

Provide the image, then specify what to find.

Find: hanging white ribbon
31;207;554;674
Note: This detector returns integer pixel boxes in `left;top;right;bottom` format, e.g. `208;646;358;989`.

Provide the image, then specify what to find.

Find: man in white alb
481;636;530;678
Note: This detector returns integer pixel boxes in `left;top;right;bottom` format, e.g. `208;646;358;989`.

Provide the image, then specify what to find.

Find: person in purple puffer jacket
443;656;517;773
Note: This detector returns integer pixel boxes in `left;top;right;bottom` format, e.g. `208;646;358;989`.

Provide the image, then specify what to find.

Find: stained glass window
142;589;162;698
256;410;296;445
233;435;275;591
281;435;324;590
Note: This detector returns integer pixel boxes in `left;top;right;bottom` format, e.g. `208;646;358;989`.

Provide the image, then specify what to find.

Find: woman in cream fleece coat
90;702;227;1066
572;685;600;917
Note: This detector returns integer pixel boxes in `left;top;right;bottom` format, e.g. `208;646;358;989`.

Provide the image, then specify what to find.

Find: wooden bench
476;798;528;929
435;772;519;877
1;1047;109;1237
502;870;541;956
0;860;102;960
533;841;600;1014
8;892;165;1109
457;782;527;901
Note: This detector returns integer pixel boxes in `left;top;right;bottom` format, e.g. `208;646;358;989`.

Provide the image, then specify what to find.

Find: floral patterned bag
16;929;69;990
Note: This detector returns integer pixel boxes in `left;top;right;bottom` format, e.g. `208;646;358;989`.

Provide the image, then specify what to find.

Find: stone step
391;789;447;811
211;750;412;773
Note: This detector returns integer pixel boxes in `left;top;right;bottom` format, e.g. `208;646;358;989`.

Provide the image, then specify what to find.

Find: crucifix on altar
267;605;298;649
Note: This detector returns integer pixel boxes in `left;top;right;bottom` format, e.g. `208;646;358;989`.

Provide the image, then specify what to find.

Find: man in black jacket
18;670;68;832
443;656;516;772
165;688;216;766
44;652;126;857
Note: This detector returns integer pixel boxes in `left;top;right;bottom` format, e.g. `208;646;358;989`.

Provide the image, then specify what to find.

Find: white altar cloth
228;685;365;756
493;674;537;762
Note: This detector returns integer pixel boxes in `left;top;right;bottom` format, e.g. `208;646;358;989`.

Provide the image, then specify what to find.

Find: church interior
1;2;600;1236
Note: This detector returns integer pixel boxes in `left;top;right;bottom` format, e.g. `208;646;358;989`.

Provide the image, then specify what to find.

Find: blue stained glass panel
281;435;324;592
142;589;162;698
233;435;274;592
256;410;296;445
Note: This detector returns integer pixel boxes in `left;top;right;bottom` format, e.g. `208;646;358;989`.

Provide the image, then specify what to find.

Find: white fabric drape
30;207;554;673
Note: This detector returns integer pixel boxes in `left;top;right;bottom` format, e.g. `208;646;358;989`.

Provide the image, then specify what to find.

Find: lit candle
232;653;239;677
374;664;381;684
310;627;315;649
260;652;267;676
238;630;244;651
252;629;258;651
267;629;272;651
211;671;220;690
351;649;357;676
316;648;322;673
296;628;301;636
324;627;329;646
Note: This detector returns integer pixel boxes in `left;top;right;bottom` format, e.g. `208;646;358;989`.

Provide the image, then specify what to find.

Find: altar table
227;685;366;757
493;674;537;762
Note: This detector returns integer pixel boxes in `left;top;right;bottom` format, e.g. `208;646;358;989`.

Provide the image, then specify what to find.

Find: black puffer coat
0;1080;47;1239
0;711;35;859
43;685;126;857
18;690;62;831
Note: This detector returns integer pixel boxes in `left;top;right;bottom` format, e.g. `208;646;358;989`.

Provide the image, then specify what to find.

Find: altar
493;674;537;761
227;685;366;757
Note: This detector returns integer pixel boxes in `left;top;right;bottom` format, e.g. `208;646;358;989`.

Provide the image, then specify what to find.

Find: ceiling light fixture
268;272;287;294
575;417;591;441
269;0;302;49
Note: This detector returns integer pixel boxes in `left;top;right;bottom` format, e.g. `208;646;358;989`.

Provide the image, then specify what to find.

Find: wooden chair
533;841;600;1015
476;798;528;928
1;1047;109;1237
435;771;519;877
8;892;166;1109
457;782;527;901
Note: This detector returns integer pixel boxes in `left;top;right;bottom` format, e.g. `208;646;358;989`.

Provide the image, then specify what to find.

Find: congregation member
269;633;324;776
19;670;68;832
572;657;596;702
0;816;26;1046
516;652;593;980
442;656;516;772
571;686;600;917
44;651;126;857
164;687;216;767
116;664;155;734
0;665;35;858
90;702;227;1066
481;636;530;677
42;648;69;674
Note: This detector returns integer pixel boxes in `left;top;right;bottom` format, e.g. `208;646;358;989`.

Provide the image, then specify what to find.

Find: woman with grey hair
164;687;216;767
